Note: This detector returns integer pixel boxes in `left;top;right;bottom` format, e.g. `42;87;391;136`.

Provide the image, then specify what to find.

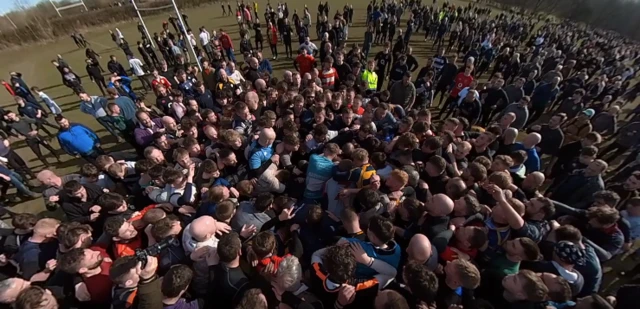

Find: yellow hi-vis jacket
362;69;378;90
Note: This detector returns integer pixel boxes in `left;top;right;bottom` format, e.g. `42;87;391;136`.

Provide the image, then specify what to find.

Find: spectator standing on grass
78;92;121;141
3;111;60;167
107;55;128;77
0;135;36;180
106;88;137;124
128;55;153;92
218;29;236;63
55;115;104;165
86;59;108;96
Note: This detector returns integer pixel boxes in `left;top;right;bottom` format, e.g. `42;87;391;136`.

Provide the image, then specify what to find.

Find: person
128;55;153;92
4;110;60;167
55;115;103;164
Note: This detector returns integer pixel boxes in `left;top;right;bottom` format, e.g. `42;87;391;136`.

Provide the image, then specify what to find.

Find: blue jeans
225;48;236;63
9;172;32;196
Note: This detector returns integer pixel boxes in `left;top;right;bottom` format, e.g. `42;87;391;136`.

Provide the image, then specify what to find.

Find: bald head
255;79;267;91
258;128;276;147
245;91;259;110
407;233;432;264
283;70;292;81
161;116;175;125
504;127;518;143
429;193;454;216
523;133;542;148
0;278;30;303
189;215;217;242
36;169;59;186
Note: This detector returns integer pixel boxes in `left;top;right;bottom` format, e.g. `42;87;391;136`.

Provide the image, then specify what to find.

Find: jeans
8;172;32;196
225;48;236;63
96;116;120;139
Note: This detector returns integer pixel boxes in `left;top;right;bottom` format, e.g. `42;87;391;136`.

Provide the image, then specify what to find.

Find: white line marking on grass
88;40;111;49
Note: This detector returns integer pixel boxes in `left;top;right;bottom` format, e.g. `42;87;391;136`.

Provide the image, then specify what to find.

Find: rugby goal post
48;0;88;17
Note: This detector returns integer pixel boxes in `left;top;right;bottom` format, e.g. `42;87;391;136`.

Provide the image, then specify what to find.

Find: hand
138;256;158;280
388;190;404;201
188;163;196;175
326;210;340;222
144;186;159;195
483;183;506;203
271;154;280;164
336;284;356;306
246;247;259;267
48;195;59;203
201;187;209;194
290;223;300;232
240;224;257;238
157;203;174;212
89;205;101;213
28;131;37;136
350;242;371;265
278;207;294;221
531;124;541;131
275;118;283;128
89;212;100;221
229;187;239;198
215;221;232;235
45;259;57;273
0;254;7;266
305;134;313;142
178;205;196;216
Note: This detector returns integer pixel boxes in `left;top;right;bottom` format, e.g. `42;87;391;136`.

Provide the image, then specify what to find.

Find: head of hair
217;232;242;263
252;231;277;258
323;245;356;284
368;215;394;244
403;261;438;304
161;265;193;298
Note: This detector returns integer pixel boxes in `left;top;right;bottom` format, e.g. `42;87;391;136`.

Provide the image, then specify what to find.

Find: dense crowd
1;0;640;308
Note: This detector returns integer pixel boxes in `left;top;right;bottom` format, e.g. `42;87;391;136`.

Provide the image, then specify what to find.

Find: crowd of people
1;0;640;308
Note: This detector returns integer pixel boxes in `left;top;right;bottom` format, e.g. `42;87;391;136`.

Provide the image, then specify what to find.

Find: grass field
0;0;462;217
0;0;637;292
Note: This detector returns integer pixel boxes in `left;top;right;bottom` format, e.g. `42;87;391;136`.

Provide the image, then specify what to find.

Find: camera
135;237;179;267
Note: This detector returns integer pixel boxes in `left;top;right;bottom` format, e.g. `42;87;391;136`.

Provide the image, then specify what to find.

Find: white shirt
199;31;210;46
300;42;318;55
128;58;146;76
229;69;246;84
188;34;197;47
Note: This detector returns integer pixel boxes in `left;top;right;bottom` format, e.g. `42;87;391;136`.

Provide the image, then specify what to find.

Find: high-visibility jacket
362;69;378;90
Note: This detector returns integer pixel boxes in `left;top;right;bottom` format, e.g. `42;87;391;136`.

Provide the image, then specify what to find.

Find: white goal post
48;0;88;17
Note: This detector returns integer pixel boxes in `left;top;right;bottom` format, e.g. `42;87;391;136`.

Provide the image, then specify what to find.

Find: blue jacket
57;124;100;155
248;141;274;170
347;238;401;278
531;83;559;108
108;76;137;100
258;59;273;75
514;143;540;173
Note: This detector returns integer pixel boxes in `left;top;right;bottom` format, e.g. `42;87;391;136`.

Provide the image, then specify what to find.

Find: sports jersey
450;73;474;97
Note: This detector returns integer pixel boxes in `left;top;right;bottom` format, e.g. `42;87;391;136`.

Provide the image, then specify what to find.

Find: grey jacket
500;103;529;129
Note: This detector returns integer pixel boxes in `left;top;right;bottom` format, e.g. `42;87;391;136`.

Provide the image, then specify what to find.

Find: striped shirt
319;67;338;89
432;55;448;74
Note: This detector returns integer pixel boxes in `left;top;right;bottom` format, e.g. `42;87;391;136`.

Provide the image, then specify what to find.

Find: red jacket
269;25;278;45
219;33;234;50
2;82;15;96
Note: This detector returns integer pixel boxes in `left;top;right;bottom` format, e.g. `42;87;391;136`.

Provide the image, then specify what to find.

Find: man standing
128;55;152;92
4;111;60;167
107;55;128;77
374;42;392;91
199;27;213;61
55;115;103;164
78;92;120;141
527;76;560;126
390;71;416;110
218;29;236;63
106;88;137;124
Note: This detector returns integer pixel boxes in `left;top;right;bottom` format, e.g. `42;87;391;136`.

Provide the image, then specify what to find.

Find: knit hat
554;240;586;266
582;108;595;118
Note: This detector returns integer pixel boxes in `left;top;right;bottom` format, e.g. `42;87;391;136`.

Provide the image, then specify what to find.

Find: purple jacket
133;118;164;147
162;299;201;309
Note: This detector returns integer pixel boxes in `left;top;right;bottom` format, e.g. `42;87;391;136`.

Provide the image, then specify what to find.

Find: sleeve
57;135;74;156
137;275;163;309
249;151;263;170
171;183;196;206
